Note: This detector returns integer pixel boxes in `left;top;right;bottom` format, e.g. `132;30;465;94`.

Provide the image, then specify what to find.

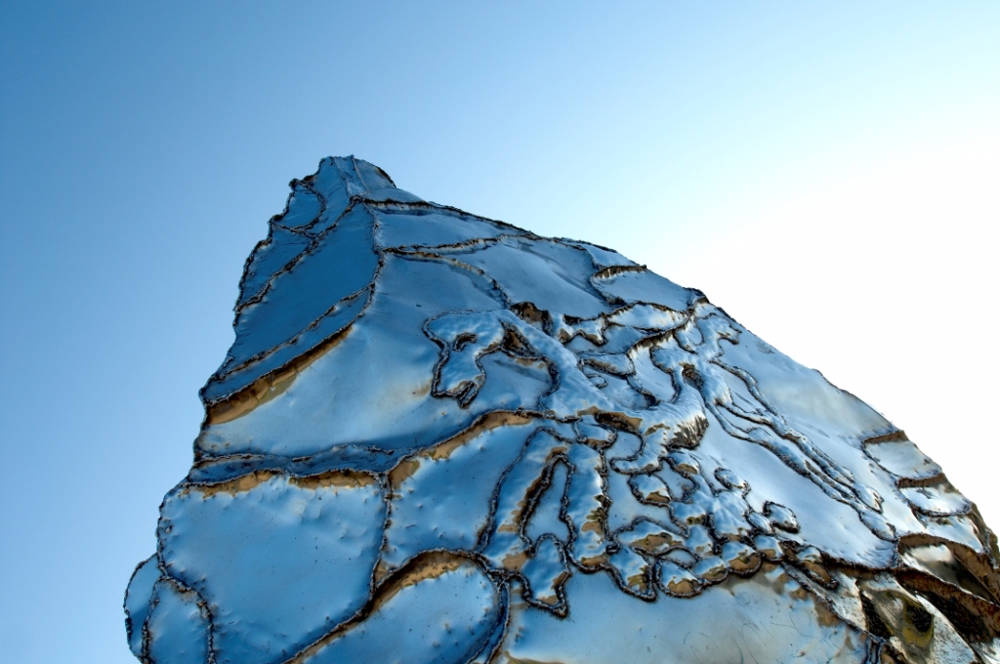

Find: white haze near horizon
1;3;997;663
669;130;1000;528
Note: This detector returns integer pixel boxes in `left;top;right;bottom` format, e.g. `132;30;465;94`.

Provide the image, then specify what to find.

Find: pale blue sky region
1;3;998;662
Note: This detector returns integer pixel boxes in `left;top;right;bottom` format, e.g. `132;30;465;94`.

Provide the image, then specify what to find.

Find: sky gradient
1;3;998;662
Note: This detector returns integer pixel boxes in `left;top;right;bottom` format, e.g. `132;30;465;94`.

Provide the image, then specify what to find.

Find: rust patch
536;590;563;607
205;325;353;425
389;411;539;487
727;551;762;576
388;459;422;487
640;491;671;507
503;656;570;664
896;474;947;489
432;412;535;460
372;559;393;586
627;571;651;594
510;301;551;328
372;551;470;609
858;580;938;654
813;597;844;629
899;532;1000;604
631;534;675;555
578;552;610;569
763;563;792;595
288;552;479;664
256;365;298;407
194;470;281;497
502;550;530;571
193;468;375;498
665;577;699;597
205;385;266;426
595;409;642;433
592;264;646;280
863;430;909;445
895;568;1000;638
290;470;376;490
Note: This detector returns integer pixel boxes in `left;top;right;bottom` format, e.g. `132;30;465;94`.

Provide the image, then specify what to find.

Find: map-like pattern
126;157;1000;663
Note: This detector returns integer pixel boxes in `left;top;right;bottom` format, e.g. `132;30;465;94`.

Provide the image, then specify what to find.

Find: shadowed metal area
126;157;1000;663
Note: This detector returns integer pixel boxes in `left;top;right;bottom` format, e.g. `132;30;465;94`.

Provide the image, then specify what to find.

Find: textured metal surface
126;157;1000;663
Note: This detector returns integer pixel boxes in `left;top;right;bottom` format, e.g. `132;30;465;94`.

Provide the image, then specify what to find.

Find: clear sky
1;2;997;661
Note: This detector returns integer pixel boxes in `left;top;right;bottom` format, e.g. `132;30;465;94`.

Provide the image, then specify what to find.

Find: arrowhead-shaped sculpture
126;156;1000;663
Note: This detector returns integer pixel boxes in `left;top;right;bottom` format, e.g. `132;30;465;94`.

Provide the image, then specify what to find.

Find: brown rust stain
863;430;910;445
801;561;833;586
895;566;1000;638
641;491;671;506
630;534;673;555
194;470;282;498
371;559;393;586
595;409;642;433
761;562;791;595
192;468;375;498
205;387;264;426
289;470;376;490
370;551;471;609
501;550;529;571
592;264;646;281
812;597;844;629
899;531;1000;604
432;411;537;461
896;474;947;489
627;572;650;594
536;592;561;607
577;552;610;568
665;577;699;597
727;551;762;576
256;365;298;407
756;563;847;630
510;301;550;327
287;551;477;664
861;585;936;651
389;411;538;487
511;356;547;369
388;458;422;487
205;326;353;425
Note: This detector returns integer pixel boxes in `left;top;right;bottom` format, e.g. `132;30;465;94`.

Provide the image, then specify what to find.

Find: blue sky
1;3;998;661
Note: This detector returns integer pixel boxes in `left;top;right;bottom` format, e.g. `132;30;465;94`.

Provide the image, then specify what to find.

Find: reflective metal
126;156;1000;663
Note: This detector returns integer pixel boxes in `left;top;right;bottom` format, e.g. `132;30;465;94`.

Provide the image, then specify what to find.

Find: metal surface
126;157;1000;663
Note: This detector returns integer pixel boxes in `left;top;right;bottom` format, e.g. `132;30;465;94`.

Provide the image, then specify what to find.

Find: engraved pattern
126;158;1000;664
